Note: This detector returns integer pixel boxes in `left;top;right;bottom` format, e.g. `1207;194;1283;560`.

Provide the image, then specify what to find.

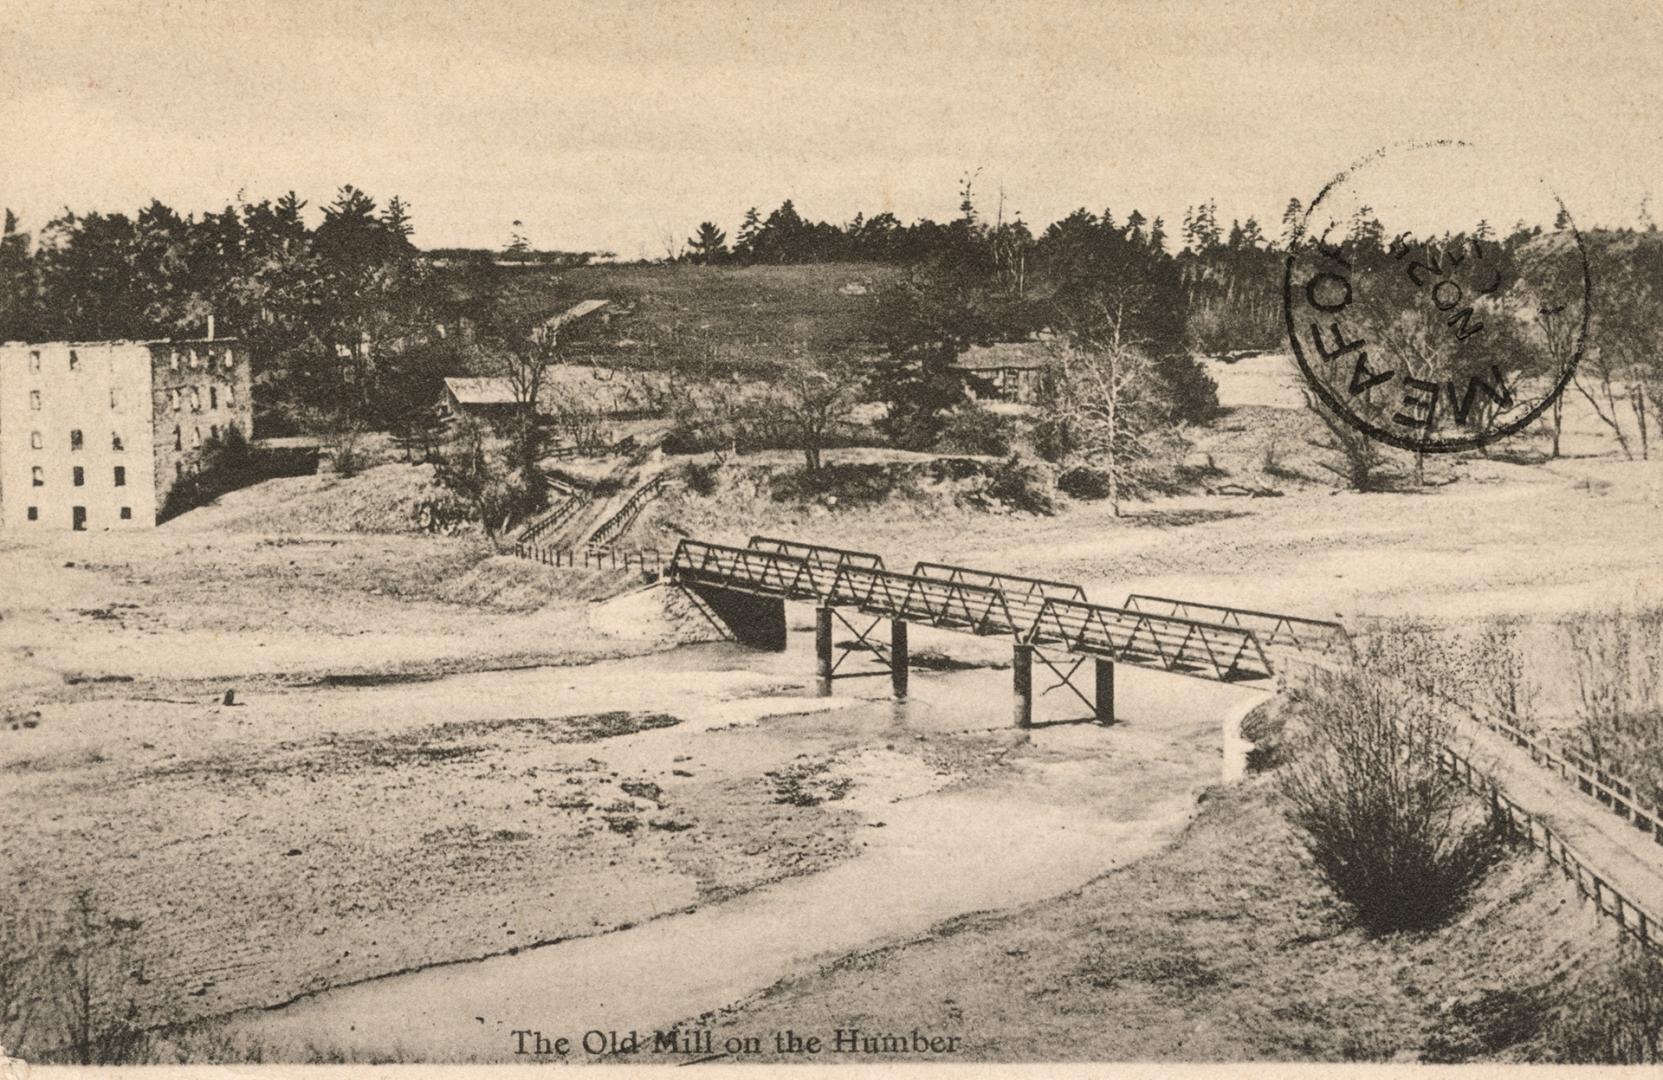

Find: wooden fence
1303;632;1663;855
1432;690;1663;850
516;489;590;546
513;543;667;572
585;473;676;549
1438;743;1662;954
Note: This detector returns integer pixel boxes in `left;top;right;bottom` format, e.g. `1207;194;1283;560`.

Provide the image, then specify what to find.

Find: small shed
438;377;526;425
953;342;1056;404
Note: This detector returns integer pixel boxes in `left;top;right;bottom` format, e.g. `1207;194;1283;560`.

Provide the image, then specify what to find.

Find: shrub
1057;465;1112;500
157;426;265;522
1277;663;1507;933
681;460;719;496
1564;608;1663;792
933;405;1013;457
1305;389;1394;491
1554;945;1663;1063
983;455;1055;515
1154;353;1222;424
1029;415;1073;464
1;891;152;1064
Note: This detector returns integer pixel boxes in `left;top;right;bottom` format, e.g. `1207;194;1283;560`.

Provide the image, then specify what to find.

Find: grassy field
486;261;904;370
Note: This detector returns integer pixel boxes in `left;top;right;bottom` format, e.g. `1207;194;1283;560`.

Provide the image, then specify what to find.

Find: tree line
0;187;463;437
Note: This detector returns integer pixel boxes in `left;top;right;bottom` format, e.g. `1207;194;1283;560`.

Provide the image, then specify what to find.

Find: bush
1554;945;1663;1063
983;455;1055;515
1277;663;1507;933
933;405;1013;457
1057;466;1112;500
1029;415;1073;464
1564;607;1663;799
1154;353;1222;424
681;460;719;496
157;426;265;522
1;891;152;1064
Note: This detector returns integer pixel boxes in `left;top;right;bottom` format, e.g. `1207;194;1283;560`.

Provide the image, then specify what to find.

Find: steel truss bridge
666;536;1349;726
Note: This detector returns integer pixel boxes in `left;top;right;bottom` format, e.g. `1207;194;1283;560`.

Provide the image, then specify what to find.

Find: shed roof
543;299;611;332
443;377;522;406
953;342;1056;372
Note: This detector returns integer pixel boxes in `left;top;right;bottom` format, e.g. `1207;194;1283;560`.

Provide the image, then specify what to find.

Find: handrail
748;536;886;570
1438;742;1661;954
1428;686;1663;850
518;489;590;545
913;562;1087;603
587;473;675;550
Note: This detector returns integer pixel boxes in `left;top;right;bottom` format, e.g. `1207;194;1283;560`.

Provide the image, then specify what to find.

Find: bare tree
759;356;865;473
1589;245;1663;460
1301;386;1393;491
1050;287;1165;516
499;323;558;475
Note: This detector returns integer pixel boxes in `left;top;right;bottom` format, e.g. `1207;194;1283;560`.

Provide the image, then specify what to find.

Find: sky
1;0;1660;256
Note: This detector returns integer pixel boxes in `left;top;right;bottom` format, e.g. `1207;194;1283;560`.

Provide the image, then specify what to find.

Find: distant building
438;376;526;425
954;342;1056;405
0;339;253;530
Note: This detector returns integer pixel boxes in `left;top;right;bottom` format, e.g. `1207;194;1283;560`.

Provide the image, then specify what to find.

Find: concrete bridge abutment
688;585;787;652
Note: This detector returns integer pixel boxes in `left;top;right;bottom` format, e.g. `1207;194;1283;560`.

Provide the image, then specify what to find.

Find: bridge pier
891;619;909;699
1013;643;1033;728
1096;658;1116;725
815;605;834;688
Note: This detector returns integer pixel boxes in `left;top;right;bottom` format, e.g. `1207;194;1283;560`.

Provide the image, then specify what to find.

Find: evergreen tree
381;196;415;240
687;221;729;264
1281;197;1305;246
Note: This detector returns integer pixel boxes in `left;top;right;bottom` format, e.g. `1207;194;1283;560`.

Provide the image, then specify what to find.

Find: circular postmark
1284;141;1591;453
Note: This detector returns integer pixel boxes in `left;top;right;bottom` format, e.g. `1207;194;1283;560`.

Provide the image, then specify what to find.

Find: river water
232;619;1266;1062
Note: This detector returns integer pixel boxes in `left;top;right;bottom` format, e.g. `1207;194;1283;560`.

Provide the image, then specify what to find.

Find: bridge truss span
1026;597;1274;684
1121;593;1350;657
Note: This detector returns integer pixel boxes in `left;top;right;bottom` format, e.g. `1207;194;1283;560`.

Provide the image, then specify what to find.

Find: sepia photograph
2;0;1662;1072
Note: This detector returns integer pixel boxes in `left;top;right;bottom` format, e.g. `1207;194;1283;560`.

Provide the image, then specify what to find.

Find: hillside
481;262;906;370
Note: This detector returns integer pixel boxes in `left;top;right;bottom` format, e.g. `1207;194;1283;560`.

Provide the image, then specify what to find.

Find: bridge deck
670;541;1275;684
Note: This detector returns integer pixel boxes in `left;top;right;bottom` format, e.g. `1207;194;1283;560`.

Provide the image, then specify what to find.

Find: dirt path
1455;717;1663;926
